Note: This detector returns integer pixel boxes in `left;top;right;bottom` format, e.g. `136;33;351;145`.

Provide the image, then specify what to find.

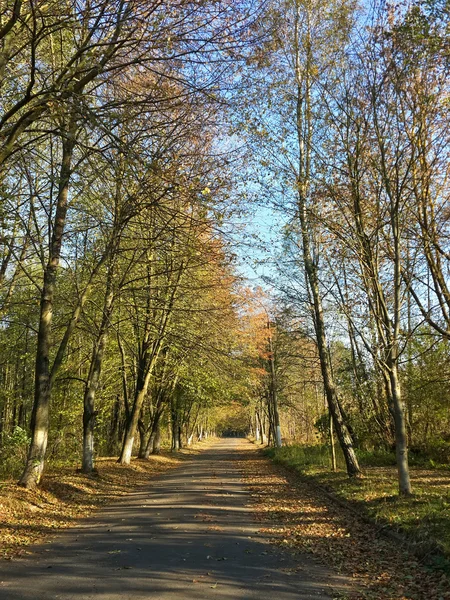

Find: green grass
265;443;345;469
266;444;450;570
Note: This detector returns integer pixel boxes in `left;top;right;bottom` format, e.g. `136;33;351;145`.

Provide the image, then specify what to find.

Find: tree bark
171;397;180;452
389;363;411;494
119;366;154;464
137;414;147;459
118;254;179;464
143;408;163;458
330;410;337;472
267;319;282;447
153;420;161;454
297;136;361;477
293;2;361;478
19;119;76;488
308;268;361;477
82;280;115;473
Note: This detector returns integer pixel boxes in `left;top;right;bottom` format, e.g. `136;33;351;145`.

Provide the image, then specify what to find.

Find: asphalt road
0;439;350;599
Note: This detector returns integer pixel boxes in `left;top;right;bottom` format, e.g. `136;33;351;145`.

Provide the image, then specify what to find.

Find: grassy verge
0;443;210;560
242;441;450;600
265;444;450;571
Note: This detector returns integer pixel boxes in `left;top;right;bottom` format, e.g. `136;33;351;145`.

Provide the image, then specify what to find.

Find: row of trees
0;0;267;487
1;0;449;501
242;0;450;495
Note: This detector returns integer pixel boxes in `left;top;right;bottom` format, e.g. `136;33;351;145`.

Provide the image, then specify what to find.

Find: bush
0;426;30;479
266;443;346;471
267;444;399;471
355;448;397;467
409;439;450;468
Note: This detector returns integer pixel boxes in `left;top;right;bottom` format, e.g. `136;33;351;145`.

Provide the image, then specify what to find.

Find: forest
0;0;450;595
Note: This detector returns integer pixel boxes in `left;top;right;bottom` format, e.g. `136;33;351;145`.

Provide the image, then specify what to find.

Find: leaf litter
0;454;181;560
237;442;450;600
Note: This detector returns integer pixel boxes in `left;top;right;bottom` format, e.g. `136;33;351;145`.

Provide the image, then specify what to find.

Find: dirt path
0;439;351;599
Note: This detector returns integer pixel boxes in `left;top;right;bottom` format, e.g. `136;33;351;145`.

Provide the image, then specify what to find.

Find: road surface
0;439;350;599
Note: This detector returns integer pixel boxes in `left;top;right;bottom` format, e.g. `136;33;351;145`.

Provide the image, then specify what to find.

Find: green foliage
355;449;397;467
268;442;450;474
0;427;31;478
265;443;346;471
269;443;450;472
314;413;330;442
410;439;450;468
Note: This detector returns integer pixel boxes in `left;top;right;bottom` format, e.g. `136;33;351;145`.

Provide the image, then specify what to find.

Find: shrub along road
0;439;350;600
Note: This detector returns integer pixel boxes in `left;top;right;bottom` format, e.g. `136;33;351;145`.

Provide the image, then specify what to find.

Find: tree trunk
144;411;161;458
310;273;361;477
153;420;161;454
255;411;260;441
267;320;282;447
170;391;181;451
137;415;147;459
256;410;264;444
82;408;96;474
119;377;152;464
299;194;361;476
19;121;76;488
82;283;114;473
330;410;336;472
172;418;180;451
118;278;169;465
389;361;412;495
145;430;157;455
293;3;361;478
118;331;162;465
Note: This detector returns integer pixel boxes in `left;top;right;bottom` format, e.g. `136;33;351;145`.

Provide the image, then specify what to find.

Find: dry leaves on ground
0;454;181;560
238;442;450;600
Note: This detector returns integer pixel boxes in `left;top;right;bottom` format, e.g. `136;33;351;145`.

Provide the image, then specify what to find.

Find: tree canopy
0;0;449;501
